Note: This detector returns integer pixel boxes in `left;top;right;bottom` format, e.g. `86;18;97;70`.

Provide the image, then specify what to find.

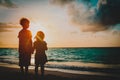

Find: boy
18;18;33;74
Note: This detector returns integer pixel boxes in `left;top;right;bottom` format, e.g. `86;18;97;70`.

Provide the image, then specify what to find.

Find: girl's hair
20;18;30;26
35;31;45;41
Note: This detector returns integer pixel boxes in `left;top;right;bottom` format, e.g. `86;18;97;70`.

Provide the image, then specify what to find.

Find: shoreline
1;62;120;76
0;62;120;80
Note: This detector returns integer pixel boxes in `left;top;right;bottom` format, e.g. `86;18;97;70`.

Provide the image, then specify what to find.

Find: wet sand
0;63;119;80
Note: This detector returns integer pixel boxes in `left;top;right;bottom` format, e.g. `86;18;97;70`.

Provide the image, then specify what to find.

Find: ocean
0;47;120;77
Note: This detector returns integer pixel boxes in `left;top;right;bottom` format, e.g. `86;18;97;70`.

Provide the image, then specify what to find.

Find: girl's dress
34;41;47;65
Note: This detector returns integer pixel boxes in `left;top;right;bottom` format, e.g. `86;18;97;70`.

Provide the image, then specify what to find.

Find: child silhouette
18;18;33;74
33;31;48;76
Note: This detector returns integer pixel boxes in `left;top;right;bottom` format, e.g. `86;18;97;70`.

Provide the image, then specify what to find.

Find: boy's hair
35;31;45;41
20;18;30;26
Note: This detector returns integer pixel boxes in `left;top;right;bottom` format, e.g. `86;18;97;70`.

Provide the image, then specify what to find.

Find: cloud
50;0;74;6
70;31;78;34
0;0;17;8
50;0;120;32
0;22;20;32
0;22;20;28
67;2;105;32
0;28;11;32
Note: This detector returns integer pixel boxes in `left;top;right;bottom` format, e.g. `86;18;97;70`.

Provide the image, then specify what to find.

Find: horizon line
0;46;120;49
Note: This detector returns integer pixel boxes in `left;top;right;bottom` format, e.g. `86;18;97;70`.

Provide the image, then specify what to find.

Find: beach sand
0;63;119;80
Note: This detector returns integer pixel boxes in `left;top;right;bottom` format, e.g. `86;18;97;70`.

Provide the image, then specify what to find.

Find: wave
0;48;120;76
45;62;120;74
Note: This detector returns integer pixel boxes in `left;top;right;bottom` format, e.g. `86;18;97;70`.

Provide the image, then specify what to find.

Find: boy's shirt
18;29;32;53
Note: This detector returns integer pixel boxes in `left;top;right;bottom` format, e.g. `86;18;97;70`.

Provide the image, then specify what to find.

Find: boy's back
18;29;32;53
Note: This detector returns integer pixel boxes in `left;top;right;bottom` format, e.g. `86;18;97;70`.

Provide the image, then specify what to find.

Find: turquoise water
0;48;120;75
47;48;120;64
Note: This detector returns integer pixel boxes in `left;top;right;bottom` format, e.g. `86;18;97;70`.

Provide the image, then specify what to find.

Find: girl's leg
41;65;44;76
25;66;28;74
35;65;39;75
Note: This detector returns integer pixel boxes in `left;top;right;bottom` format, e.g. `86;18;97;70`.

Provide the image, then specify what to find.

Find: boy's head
35;31;45;41
20;18;30;29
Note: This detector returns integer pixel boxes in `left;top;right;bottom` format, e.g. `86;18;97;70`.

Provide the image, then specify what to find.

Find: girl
33;31;48;76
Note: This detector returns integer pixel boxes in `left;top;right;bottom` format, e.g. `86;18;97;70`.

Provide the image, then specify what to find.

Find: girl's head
35;31;45;41
20;18;30;29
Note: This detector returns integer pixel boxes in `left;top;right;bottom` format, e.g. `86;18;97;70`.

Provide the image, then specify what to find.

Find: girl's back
34;41;47;54
34;40;48;65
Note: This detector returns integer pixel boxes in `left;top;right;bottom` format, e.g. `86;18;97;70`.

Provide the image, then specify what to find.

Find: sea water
0;48;120;76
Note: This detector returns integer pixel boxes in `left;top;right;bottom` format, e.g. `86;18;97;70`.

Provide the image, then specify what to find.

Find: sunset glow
0;0;120;48
29;22;45;39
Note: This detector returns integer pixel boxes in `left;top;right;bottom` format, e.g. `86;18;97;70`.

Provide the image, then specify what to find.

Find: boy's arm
31;46;34;54
45;41;48;50
31;42;35;54
32;41;37;54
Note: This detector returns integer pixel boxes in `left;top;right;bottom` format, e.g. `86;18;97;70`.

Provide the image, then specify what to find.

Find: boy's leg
35;65;39;75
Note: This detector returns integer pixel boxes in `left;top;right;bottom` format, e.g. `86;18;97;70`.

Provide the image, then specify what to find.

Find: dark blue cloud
78;0;120;26
96;0;120;26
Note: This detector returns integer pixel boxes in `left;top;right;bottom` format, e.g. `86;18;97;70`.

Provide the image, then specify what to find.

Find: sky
0;0;120;48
